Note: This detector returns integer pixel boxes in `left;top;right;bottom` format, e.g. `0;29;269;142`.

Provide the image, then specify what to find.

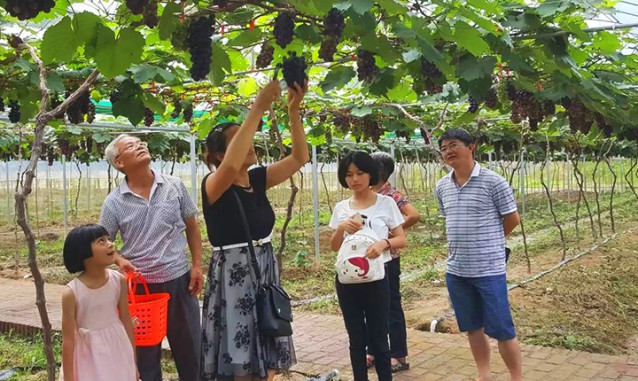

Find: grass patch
511;234;638;354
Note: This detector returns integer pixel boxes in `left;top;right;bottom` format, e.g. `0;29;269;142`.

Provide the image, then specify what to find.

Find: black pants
367;259;408;359
136;271;201;381
386;258;408;359
336;275;391;381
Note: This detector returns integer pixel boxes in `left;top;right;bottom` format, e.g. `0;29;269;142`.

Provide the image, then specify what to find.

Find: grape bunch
183;102;194;123
319;8;345;62
0;99;4;112
422;59;445;94
65;92;84;125
187;16;216;81
144;108;154;127
413;58;444;94
273;13;295;48
323;8;345;38
467;97;479;113
143;0;159;28
171;98;182;118
319;39;338;62
333;113;351;134
505;81;517;101
65;90;92;124
594;113;613;138
46;147;57;166
395;129;411;143
85;136;93;153
564;100;593;134
4;0;56;21
356;50;378;82
126;0;148;15
50;94;64;119
213;0;229;7
484;88;499;110
543;101;555;116
353;115;382;143
86;102;96;124
58;138;73;157
256;42;275;69
507;87;553;130
282;52;308;90
8;100;20;123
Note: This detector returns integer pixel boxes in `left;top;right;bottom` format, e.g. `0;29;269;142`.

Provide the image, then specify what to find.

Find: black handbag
232;190;293;337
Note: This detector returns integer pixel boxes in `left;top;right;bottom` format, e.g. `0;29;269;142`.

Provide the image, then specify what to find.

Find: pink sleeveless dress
60;269;136;381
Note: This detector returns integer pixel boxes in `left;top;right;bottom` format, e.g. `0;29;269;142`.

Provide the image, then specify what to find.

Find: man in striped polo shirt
435;129;522;381
100;134;203;381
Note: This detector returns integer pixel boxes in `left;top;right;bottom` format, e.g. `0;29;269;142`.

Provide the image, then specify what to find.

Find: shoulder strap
231;190;262;285
201;172;212;207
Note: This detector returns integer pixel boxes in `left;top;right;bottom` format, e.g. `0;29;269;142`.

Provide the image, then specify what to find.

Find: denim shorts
445;273;516;340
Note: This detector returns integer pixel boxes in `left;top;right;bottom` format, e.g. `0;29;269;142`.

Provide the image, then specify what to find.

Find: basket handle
126;271;150;305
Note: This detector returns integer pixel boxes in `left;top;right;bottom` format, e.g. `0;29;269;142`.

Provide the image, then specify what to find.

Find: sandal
391;361;410;373
366;355;375;369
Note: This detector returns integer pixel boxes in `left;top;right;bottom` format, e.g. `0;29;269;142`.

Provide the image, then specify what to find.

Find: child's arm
118;276;138;373
61;288;76;381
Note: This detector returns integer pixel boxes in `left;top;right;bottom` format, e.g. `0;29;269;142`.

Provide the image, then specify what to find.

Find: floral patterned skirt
201;243;296;380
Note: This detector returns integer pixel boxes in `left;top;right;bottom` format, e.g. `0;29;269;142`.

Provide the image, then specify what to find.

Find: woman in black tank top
200;80;309;381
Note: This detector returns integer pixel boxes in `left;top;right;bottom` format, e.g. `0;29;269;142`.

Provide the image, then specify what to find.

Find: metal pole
488;152;493;170
546;155;551;193
620;158;625;193
519;150;526;216
47;164;51;220
566;154;571;202
312;145;320;262
390;145;396;187
86;162;91;213
5;160;9;225
189;133;197;202
62;154;68;235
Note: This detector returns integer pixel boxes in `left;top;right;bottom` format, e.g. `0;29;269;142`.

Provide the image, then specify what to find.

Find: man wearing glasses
435;128;523;381
100;134;203;381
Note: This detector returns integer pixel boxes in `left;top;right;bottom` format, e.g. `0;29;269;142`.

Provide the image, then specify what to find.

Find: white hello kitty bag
335;203;386;284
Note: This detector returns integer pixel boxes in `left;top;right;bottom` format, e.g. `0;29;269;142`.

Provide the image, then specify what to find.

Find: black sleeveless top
201;166;276;247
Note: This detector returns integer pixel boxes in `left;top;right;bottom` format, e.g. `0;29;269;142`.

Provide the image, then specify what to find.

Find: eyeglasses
440;142;463;153
115;140;147;159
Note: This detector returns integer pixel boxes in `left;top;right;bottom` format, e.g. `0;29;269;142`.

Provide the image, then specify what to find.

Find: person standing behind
366;152;420;373
329;151;407;381
200;80;308;381
100;133;203;381
435;128;522;381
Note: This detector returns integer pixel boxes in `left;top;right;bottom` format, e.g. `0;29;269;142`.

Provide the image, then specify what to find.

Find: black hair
438;128;476;148
204;122;241;169
63;224;110;273
370;151;395;183
337;151;380;189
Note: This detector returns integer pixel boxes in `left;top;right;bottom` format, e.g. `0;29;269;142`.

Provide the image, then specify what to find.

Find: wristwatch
383;238;391;250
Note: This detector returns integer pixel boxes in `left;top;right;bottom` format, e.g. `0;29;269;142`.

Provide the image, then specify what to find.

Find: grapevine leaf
320;66;356;92
158;2;182;40
41;17;79;64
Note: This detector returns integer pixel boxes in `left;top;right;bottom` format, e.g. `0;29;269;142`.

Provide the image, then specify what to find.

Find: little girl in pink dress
60;224;137;381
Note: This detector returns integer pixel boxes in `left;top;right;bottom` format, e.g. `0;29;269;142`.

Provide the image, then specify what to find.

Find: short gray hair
105;134;133;171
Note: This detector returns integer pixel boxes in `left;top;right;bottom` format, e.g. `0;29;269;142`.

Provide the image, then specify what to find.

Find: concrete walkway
2;277;638;380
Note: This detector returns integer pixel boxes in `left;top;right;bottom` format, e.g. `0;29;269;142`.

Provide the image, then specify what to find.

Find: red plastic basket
127;272;170;347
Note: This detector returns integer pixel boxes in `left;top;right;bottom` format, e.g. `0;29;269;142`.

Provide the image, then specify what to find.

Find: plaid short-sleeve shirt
99;170;198;283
